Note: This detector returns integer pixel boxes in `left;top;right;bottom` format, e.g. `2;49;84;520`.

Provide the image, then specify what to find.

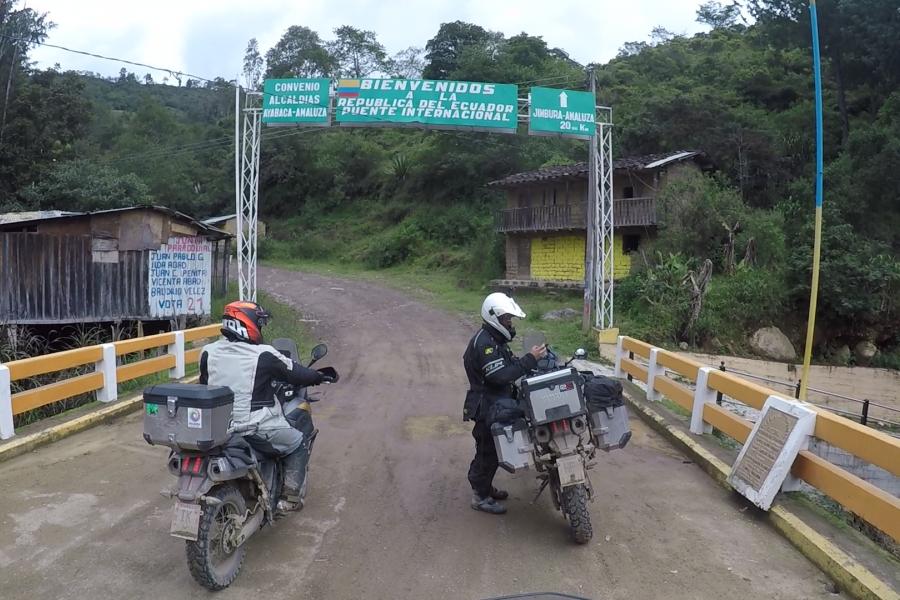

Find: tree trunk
832;48;850;148
741;238;757;267
722;221;740;275
0;42;18;149
681;259;713;342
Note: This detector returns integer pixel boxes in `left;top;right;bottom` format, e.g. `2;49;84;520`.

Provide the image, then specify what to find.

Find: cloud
27;0;709;79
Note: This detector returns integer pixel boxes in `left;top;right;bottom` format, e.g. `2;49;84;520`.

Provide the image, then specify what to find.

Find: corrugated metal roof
202;214;237;225
0;205;231;239
0;210;80;224
489;151;710;187
643;151;699;169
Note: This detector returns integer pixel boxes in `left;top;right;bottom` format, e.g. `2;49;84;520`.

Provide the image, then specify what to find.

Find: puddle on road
403;416;470;441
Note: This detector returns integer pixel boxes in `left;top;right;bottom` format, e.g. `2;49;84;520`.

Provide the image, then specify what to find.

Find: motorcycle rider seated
463;292;547;514
199;301;324;512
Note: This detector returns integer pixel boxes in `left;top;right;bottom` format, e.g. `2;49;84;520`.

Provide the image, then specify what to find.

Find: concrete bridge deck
0;267;845;599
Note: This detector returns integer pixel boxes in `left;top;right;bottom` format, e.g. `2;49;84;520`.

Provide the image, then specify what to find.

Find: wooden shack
0;206;231;325
489;151;714;288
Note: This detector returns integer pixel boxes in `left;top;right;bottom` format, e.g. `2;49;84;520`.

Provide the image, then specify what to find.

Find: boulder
749;327;797;362
542;308;580;321
854;341;878;361
679;342;689;351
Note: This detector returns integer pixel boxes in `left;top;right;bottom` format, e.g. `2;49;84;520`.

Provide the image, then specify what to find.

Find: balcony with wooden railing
496;197;657;233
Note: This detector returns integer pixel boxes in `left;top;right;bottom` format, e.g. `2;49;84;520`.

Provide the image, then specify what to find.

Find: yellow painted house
489;151;713;289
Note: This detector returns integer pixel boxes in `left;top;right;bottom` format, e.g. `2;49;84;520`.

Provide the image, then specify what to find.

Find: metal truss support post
595;120;614;330
238;92;262;302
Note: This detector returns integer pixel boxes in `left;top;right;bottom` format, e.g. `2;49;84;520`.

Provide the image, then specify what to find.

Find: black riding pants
467;419;498;498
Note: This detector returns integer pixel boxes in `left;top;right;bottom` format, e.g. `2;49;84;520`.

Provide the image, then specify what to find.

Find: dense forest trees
0;0;897;361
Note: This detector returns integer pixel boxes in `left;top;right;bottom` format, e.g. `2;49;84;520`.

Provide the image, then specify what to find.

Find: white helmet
481;292;526;341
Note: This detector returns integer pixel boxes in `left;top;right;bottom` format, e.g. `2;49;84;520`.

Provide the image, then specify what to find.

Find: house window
623;186;634;199
622;234;640;253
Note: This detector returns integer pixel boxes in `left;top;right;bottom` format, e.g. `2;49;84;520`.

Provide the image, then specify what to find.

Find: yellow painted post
800;1;825;400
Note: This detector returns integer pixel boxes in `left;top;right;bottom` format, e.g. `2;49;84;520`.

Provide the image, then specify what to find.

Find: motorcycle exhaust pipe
570;416;588;435
235;508;265;546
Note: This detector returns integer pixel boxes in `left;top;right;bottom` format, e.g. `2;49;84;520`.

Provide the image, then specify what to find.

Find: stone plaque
728;396;817;510
732;408;798;491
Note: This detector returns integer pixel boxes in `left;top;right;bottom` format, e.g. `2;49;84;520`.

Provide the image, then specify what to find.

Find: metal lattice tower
594;119;614;329
237;92;262;302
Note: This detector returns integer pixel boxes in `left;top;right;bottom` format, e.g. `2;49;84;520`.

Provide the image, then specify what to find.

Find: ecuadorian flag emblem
338;79;360;98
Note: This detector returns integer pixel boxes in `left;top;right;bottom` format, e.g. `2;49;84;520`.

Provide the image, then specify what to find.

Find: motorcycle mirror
310;343;328;362
574;348;587;359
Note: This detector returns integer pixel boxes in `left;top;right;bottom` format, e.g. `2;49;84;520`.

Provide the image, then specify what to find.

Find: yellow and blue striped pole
799;0;824;400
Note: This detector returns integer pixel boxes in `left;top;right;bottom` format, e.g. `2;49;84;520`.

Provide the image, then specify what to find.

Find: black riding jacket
463;324;537;421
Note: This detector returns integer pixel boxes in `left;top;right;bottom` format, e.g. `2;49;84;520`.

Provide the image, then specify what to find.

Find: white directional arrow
559;91;568;108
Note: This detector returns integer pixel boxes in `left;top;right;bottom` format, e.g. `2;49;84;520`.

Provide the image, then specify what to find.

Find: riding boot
281;444;309;507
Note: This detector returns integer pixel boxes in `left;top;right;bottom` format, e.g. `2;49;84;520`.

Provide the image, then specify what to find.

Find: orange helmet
221;301;270;344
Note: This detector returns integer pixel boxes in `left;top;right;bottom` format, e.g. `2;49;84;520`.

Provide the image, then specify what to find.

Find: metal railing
714;362;900;430
614;336;900;544
0;323;222;440
496;197;656;233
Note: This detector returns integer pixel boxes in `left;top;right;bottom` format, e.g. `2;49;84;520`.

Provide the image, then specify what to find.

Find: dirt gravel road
0;266;841;599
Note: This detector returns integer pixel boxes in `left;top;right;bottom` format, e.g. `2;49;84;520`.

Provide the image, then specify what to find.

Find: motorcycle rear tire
186;483;247;590
562;483;593;544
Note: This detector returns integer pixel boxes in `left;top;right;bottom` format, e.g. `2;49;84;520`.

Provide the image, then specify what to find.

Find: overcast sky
27;0;713;81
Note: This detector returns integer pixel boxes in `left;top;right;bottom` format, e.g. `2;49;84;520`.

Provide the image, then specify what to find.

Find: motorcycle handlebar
317;366;339;384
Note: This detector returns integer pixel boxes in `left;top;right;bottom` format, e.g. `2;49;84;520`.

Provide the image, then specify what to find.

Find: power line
0;32;226;87
513;73;586;87
101;135;235;164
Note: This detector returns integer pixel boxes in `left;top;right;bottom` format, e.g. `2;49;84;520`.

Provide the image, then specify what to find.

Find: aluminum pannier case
584;375;631;452
521;367;585;426
491;418;533;473
143;383;234;451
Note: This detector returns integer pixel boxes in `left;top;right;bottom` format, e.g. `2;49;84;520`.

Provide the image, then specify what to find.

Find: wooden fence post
690;367;716;435
169;331;185;379
96;344;118;403
646;348;661;401
614;336;625;378
0;364;13;439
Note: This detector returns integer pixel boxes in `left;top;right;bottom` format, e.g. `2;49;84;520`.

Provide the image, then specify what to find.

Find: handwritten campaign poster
148;237;212;317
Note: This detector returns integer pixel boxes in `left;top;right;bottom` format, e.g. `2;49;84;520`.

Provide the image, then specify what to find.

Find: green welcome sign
262;78;331;126
528;86;596;139
259;78;598;140
334;78;519;133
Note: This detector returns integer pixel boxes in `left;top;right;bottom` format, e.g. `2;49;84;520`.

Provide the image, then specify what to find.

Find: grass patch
264;258;599;360
711;428;742;451
659;397;692;419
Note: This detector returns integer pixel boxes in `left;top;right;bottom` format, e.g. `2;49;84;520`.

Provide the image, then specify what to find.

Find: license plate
557;455;586;486
170;502;202;540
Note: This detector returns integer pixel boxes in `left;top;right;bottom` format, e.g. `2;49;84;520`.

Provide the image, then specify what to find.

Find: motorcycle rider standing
199;301;325;512
463;293;547;514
